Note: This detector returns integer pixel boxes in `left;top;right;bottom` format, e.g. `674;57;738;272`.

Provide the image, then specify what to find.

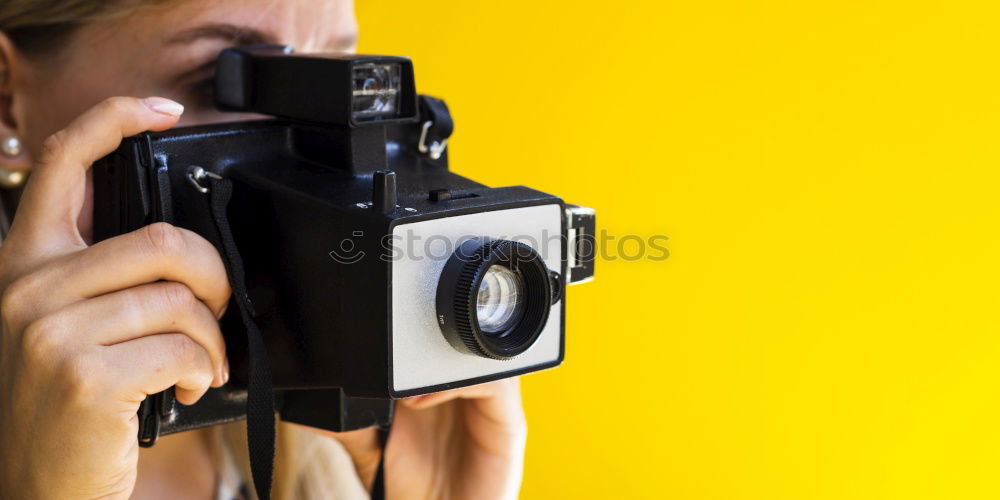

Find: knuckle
194;367;214;388
178;229;221;266
99;96;135;115
21;315;64;360
1;272;42;325
158;281;197;312
0;283;22;321
139;222;186;256
166;333;199;364
39;131;68;165
57;353;104;402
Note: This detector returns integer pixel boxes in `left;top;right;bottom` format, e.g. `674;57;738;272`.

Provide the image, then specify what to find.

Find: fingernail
222;357;230;384
142;97;184;117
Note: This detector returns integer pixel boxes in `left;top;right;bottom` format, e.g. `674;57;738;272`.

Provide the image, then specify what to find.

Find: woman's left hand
310;378;527;500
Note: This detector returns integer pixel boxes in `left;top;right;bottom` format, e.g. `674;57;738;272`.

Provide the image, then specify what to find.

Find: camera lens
476;265;526;335
436;239;560;359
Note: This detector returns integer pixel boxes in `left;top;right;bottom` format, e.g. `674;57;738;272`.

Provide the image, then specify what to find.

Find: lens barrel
436;239;557;359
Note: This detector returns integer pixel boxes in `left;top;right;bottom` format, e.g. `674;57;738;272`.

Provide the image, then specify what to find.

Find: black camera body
93;47;595;444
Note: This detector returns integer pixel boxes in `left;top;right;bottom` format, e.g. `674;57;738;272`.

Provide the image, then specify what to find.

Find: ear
0;31;32;174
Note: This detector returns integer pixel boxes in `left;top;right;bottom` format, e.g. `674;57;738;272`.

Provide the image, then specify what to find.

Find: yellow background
358;1;1000;498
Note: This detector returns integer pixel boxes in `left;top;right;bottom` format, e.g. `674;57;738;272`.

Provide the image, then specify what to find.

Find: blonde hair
0;1;367;498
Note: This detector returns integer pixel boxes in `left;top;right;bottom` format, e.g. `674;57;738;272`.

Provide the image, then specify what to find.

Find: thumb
9;96;182;253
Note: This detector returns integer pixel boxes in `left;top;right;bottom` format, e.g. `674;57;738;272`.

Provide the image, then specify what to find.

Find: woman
0;1;527;498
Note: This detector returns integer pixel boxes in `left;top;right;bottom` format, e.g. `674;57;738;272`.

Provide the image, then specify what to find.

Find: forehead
20;0;358;138
42;0;357;97
80;0;357;59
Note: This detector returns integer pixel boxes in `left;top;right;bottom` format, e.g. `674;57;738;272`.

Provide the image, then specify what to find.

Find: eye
186;76;216;109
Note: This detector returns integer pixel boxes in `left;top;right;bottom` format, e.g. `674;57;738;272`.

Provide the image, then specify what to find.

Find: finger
11;96;183;245
104;332;216;405
31;222;231;317
401;382;500;410
413;379;527;459
42;281;228;387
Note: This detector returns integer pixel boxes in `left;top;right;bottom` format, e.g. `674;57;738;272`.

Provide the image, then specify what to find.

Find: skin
0;1;526;499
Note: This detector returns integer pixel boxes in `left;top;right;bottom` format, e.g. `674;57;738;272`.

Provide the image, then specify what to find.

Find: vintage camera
93;46;595;444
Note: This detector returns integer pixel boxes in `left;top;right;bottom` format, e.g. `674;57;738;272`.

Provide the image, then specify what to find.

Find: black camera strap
207;177;276;500
371;424;392;499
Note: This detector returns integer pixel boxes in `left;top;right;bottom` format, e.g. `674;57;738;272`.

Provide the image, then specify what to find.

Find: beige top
214;422;369;500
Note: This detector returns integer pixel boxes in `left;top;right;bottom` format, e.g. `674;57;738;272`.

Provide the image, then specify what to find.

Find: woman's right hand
0;97;232;499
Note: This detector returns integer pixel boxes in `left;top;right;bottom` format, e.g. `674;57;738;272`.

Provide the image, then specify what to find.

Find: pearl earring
2;136;21;157
0;136;25;188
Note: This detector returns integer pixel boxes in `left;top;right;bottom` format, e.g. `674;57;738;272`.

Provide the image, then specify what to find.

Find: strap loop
417;95;453;160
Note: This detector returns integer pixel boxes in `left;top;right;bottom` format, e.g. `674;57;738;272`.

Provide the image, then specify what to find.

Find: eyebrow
166;22;358;52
